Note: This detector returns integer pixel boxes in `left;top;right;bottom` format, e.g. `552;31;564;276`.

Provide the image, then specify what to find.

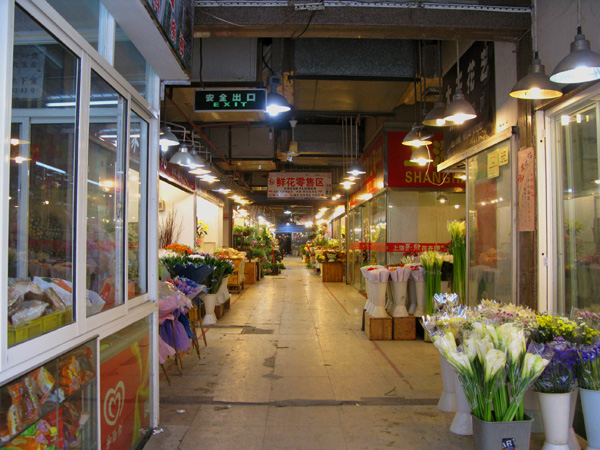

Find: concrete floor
144;258;574;450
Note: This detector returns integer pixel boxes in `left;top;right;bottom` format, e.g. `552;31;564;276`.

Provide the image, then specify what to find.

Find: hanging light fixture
410;146;433;166
510;0;562;99
444;42;477;125
347;116;366;176
159;126;179;151
266;75;291;116
550;0;600;84
437;193;448;204
403;123;433;147
424;41;452;127
169;144;197;167
405;43;434;144
284;208;292;215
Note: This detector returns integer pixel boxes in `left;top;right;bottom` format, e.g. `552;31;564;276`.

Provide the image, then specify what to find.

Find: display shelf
0;340;97;449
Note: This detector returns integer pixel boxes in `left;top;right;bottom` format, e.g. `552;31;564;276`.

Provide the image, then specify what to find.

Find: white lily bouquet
434;322;550;422
448;220;466;304
421;252;444;316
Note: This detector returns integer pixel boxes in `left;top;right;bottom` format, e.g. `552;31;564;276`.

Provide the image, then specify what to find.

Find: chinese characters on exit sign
268;173;332;199
194;89;267;112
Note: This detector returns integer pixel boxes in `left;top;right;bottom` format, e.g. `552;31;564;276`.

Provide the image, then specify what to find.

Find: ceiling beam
194;6;530;41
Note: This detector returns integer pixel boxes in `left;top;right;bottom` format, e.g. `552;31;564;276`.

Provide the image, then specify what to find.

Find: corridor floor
145;258;551;450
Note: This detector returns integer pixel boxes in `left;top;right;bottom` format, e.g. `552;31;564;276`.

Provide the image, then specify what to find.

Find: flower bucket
413;280;426;317
202;293;218;326
538;391;572;450
437;354;457;413
370;281;389;318
391;281;409;317
580;388;600;450
472;414;533;450
451;372;473;435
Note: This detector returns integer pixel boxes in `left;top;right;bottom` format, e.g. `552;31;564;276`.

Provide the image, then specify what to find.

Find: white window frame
1;0;160;383
538;82;600;315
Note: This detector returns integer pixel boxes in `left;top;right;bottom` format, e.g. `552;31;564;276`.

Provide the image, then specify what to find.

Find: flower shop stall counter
321;261;344;282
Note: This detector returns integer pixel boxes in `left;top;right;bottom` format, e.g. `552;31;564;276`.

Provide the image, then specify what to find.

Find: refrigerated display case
0;340;97;449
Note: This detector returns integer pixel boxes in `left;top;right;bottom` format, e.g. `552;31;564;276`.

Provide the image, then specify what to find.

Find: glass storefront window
467;140;514;306
7;6;79;346
370;193;387;266
387;191;465;264
86;71;127;315
553;100;600;315
45;0;101;51
128;112;149;298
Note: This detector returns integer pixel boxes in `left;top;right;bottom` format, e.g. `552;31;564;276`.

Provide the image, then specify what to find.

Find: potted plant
434;324;551;450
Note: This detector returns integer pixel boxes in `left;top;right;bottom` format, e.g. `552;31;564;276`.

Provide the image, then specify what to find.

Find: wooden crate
215;304;224;319
321;261;344;282
364;312;393;340
393;317;416;340
244;260;256;285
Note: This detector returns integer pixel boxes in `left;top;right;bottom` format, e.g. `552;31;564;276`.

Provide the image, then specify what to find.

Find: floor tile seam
159;397;439;407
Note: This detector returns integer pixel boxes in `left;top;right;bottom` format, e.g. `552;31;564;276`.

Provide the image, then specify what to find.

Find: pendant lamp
444;42;477;125
510;0;562;99
410;146;432;166
423;101;449;127
169;145;196;167
423;41;452;127
403;123;432;147
346;116;366;176
437;193;448;204
159;126;179;150
266;75;291;116
551;27;600;84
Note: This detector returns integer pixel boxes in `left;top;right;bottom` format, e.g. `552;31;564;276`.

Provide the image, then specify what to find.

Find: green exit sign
194;89;267;112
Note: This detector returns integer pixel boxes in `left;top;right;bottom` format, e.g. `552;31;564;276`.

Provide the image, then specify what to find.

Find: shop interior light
402;123;433;147
189;150;206;167
444;89;477;124
340;181;355;190
284;208;292;215
437;193;448;204
189;167;211;175
361;193;373;200
159;126;179;150
456;173;467;180
266;75;291;117
510;0;563;99
423;102;450;127
510;54;563;99
551;13;600;84
347;160;366;176
454;204;460;209
409;146;433;166
444;42;477;124
13;156;31;164
169;145;198;167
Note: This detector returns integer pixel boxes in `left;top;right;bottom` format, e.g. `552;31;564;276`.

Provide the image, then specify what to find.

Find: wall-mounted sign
487;150;500;178
145;0;194;70
387;131;466;189
194;89;267;112
268;172;332;198
12;47;45;99
444;41;496;159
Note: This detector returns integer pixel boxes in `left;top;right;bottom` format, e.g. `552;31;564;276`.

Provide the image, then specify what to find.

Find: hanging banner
443;41;496;159
518;147;535;232
387;131;466;189
144;0;194;70
349;242;449;252
268;172;332;198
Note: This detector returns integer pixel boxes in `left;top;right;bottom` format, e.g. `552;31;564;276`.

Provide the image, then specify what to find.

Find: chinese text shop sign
387;131;465;189
101;331;150;450
268;173;332;198
145;0;194;70
195;89;267;112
